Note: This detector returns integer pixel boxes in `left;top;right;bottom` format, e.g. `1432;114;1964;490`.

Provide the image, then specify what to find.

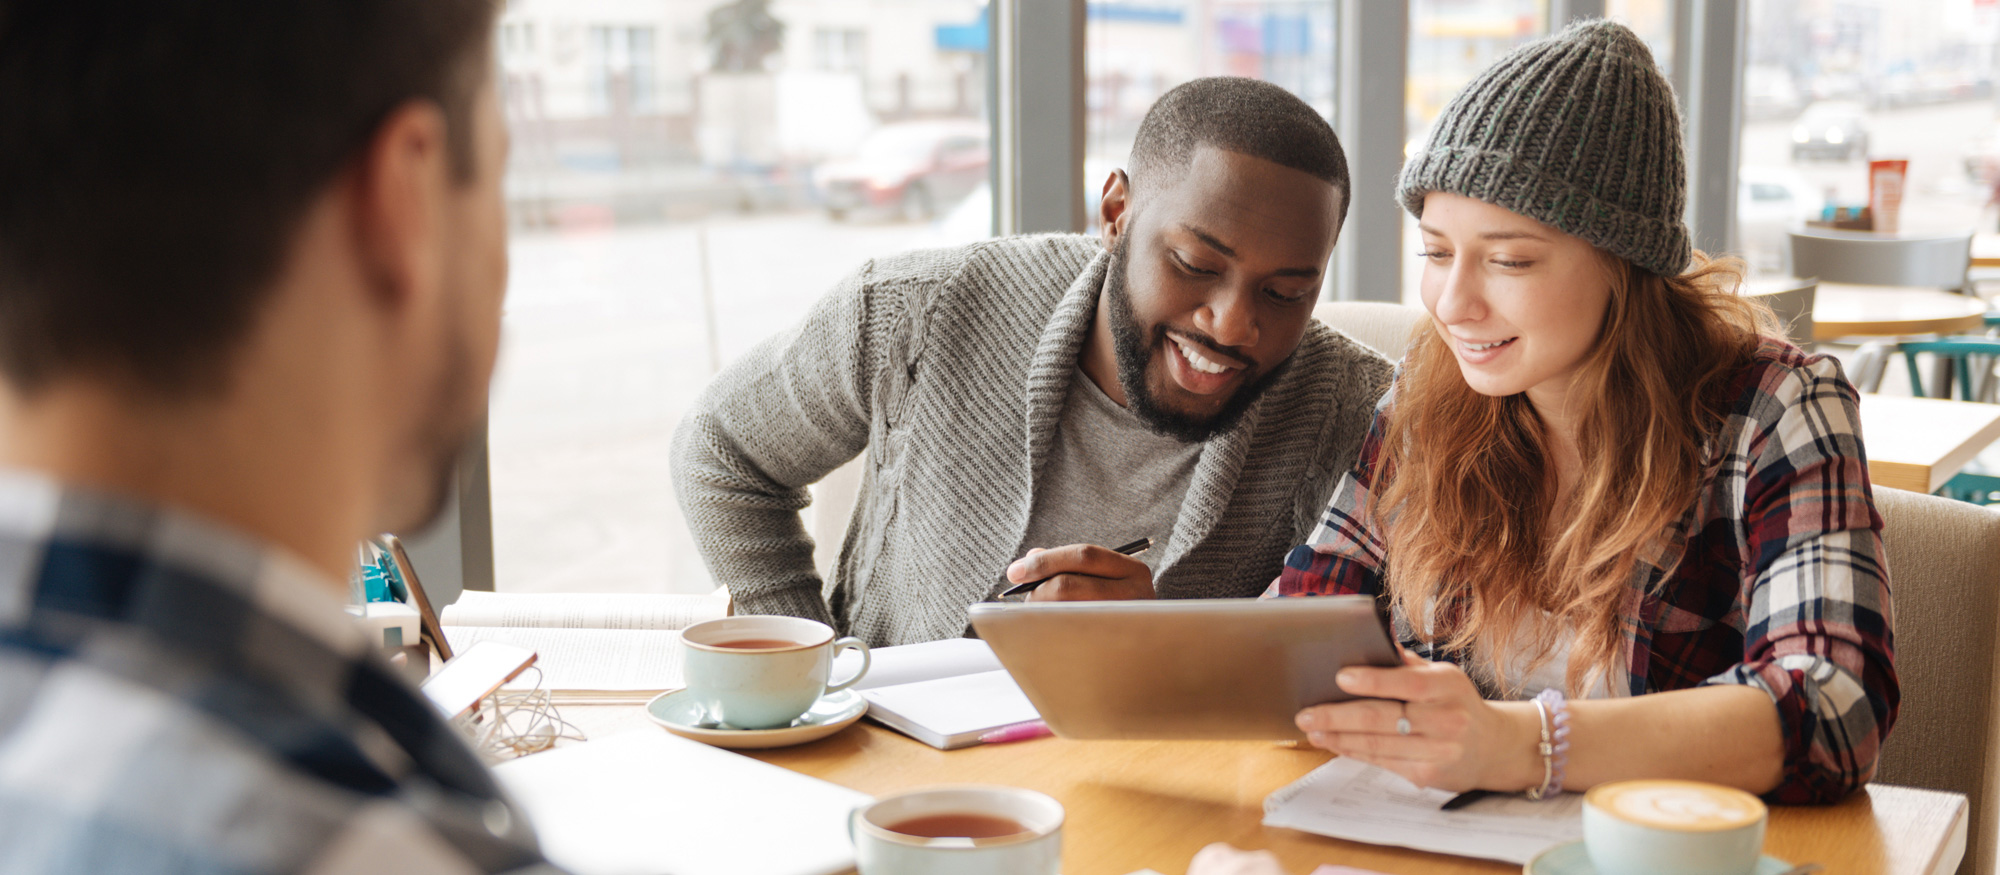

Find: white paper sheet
495;730;867;875
1262;757;1584;865
443;626;685;694
442;590;727;630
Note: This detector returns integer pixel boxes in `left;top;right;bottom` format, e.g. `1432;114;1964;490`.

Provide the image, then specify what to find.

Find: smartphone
374;533;452;661
421;640;537;719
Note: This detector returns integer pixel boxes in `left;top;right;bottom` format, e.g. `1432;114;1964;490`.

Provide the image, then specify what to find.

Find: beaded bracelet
1526;688;1571;800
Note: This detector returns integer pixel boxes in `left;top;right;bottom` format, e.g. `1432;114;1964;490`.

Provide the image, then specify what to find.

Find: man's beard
1103;235;1290;444
387;314;484;536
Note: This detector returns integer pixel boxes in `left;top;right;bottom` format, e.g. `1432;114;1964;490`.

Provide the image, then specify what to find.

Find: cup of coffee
1583;780;1768;875
680;615;870;730
849;785;1063;875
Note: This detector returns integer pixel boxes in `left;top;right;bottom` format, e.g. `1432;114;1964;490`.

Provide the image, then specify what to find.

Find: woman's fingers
1337;658;1464;703
1296;699;1404;734
1309;729;1462;762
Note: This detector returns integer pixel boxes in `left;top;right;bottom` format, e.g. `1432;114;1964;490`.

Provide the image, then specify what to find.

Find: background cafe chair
1789;228;1976;391
1787;228;1974;291
1870;486;2000;875
1740;276;1818;352
1312;301;1428;362
1889;335;2000;505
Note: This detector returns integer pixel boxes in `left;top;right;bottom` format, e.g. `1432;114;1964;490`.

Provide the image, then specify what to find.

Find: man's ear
347;99;452;312
1098;168;1131;248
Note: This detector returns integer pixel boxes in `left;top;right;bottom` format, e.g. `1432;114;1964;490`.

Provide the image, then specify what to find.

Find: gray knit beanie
1397;19;1691;278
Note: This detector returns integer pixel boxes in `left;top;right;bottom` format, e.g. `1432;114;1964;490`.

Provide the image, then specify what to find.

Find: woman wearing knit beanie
1267;20;1893;808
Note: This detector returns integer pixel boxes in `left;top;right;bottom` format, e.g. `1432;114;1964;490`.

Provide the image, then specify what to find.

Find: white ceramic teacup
1582;780;1768;875
680;615;869;730
849;785;1063;875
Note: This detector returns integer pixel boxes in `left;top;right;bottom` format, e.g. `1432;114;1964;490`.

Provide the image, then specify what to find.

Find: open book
836;638;1041;750
440;589;730;702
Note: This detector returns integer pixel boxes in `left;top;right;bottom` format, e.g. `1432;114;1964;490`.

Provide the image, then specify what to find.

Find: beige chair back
1742;276;1818;349
1872;486;2000;875
1313;301;1428;361
1788;229;1972;291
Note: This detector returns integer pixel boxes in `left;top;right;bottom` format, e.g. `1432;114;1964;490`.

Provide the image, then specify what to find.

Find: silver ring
1396;702;1412;736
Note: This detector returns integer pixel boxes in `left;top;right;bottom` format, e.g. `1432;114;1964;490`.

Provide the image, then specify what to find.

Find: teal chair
1896;336;2000;503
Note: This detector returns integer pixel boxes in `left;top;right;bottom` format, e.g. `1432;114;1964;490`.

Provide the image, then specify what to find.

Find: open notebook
440;590;729;702
837;638;1041;749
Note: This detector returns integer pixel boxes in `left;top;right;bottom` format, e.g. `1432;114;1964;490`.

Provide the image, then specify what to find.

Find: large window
478;0;1987;598
1086;2;1337;231
490;0;992;595
1736;0;1999;276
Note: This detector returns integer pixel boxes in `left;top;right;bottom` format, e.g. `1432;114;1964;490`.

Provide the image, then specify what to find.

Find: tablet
966;596;1401;741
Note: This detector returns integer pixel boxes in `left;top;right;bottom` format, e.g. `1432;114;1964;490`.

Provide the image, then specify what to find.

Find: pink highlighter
977;719;1054;745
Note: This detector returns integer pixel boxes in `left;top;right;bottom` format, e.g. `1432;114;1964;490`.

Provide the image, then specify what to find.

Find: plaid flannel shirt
0;471;563;874
1269;339;1897;803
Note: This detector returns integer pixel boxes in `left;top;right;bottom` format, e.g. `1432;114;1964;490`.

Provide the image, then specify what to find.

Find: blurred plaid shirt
1269;339;1897;804
0;471;562;874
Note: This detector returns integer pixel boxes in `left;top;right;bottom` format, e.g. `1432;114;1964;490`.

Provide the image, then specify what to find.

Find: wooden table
1970;233;2000;269
1857;393;2000;494
561;708;1966;875
1813;283;1991;341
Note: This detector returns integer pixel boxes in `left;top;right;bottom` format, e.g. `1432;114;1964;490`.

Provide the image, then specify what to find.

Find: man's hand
1185;843;1293;875
1006;544;1156;601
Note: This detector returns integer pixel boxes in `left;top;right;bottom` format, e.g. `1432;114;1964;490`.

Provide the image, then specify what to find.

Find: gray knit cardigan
670;234;1393;646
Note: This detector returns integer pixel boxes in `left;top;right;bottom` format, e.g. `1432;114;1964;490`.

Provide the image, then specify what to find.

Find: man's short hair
0;0;499;395
1127;77;1350;228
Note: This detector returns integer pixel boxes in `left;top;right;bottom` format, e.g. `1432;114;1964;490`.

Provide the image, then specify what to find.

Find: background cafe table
1811;283;1991;342
560;707;1967;875
1856;394;2000;494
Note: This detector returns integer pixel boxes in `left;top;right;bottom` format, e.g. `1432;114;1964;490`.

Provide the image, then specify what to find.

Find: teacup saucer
645;688;869;749
1524;840;1793;875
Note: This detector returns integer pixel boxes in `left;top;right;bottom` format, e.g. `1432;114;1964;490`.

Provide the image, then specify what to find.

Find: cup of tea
849;785;1063;875
680;615;870;730
1582;780;1768;875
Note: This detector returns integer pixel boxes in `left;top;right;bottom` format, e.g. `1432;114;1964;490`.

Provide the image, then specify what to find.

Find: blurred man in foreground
0;1;558;871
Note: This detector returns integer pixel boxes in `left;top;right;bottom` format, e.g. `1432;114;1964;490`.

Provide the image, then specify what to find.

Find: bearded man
672;77;1392;647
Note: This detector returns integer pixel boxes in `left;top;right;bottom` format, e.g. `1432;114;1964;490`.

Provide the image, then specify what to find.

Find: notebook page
443;626;686;693
858;669;1039;737
1262;757;1583;864
840;637;1005;690
495;730;865;875
441;590;728;630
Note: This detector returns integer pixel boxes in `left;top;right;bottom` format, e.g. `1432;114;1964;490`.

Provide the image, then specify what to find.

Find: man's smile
1162;330;1249;396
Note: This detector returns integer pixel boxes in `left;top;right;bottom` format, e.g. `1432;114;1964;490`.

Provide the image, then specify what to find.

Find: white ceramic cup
680;615;869;730
1582;780;1768;875
849;785;1064;875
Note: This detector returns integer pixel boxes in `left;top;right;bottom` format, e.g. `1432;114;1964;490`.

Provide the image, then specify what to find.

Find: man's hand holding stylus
1005;544;1156;601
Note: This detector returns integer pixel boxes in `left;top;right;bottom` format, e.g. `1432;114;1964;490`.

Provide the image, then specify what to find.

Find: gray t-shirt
1017;369;1205;577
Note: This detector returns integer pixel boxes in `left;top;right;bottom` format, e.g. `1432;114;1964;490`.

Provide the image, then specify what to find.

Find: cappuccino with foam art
1582;780;1768;875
